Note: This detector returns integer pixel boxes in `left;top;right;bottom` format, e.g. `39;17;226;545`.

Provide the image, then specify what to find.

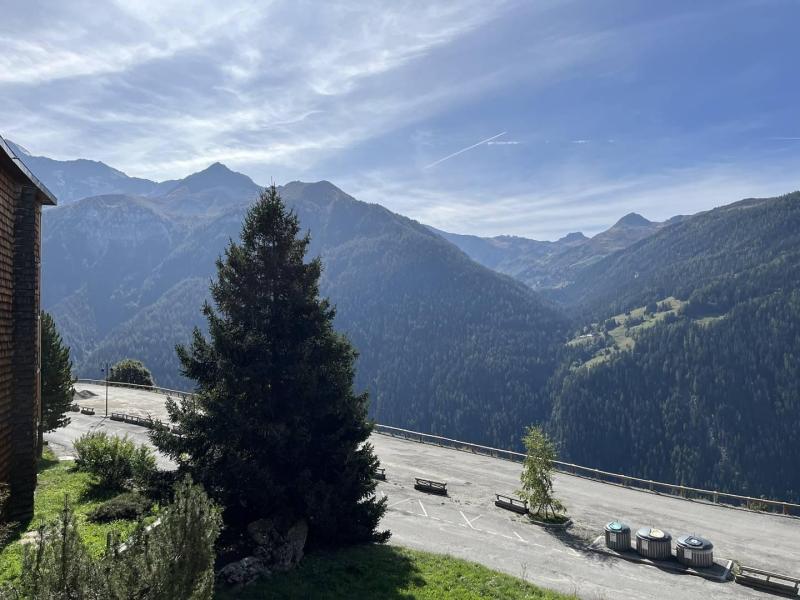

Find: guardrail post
713;491;718;504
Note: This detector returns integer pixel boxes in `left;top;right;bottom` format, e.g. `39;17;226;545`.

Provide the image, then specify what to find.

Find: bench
414;478;447;495
80;407;95;415
494;493;528;514
736;565;800;596
110;413;125;422
374;467;386;481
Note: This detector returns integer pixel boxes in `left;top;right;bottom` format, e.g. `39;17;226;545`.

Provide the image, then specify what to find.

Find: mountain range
15;139;800;501
37;150;566;446
432;211;687;291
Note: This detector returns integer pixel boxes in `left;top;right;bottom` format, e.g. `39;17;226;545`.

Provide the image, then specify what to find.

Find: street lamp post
100;362;110;417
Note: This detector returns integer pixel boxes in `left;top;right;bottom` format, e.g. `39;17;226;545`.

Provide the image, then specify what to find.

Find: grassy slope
218;544;576;600
0;449;142;582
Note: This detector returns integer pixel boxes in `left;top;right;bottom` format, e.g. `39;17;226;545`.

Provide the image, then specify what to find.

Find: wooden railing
73;380;800;518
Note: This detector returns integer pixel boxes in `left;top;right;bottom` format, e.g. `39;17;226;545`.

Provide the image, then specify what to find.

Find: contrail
424;131;507;169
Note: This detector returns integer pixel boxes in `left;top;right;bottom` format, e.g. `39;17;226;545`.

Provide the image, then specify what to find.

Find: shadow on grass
79;483;127;504
217;544;423;600
37;452;60;474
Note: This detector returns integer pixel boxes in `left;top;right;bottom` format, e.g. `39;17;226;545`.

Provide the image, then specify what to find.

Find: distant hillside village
0;136;56;521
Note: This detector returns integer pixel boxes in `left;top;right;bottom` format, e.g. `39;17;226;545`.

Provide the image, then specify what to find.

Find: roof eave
0;135;57;206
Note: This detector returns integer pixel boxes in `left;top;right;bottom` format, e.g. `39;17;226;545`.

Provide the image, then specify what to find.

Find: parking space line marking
513;531;526;543
459;511;483;529
418;500;428;517
389;498;412;509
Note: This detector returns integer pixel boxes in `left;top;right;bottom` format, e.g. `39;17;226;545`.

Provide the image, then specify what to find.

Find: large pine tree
39;311;74;456
152;186;387;545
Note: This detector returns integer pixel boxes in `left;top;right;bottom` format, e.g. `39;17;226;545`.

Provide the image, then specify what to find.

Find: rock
247;518;308;572
217;556;269;587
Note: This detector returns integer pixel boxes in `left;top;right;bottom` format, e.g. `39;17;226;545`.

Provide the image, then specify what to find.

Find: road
49;383;800;599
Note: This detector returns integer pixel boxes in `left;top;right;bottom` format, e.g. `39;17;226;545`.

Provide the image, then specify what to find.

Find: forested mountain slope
549;193;800;318
41;167;567;446
550;290;800;501
547;192;800;501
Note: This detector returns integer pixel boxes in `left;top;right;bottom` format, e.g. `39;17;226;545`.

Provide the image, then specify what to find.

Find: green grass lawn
0;448;144;583
218;544;576;600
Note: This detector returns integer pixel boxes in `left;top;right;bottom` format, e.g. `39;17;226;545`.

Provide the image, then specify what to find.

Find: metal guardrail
75;379;194;399
73;380;800;517
374;424;800;517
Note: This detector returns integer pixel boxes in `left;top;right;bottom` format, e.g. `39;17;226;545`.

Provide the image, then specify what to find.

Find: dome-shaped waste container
604;521;631;551
676;535;714;568
635;527;672;560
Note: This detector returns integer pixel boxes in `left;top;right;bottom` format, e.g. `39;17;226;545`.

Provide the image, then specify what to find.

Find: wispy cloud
2;0;798;238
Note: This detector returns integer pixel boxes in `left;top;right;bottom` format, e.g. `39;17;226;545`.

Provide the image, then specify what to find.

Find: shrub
109;359;155;388
1;479;220;600
131;444;157;488
9;499;98;600
88;492;151;523
74;432;156;490
106;477;221;599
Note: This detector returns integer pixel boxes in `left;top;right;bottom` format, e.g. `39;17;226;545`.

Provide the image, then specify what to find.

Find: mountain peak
614;212;652;228
558;231;588;243
176;162;259;194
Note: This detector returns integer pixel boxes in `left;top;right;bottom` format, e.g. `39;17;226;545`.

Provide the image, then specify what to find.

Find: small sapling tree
518;425;566;522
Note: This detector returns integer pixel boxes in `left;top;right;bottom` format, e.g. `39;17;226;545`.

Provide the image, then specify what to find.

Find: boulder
216;556;268;587
247;518;308;572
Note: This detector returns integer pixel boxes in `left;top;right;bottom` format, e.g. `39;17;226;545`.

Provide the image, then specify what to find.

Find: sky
2;0;799;239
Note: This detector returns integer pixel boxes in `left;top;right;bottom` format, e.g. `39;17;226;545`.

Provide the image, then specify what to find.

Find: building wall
0;166;42;522
0;169;15;507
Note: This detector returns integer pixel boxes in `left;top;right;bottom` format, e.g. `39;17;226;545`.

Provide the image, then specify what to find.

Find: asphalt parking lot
49;383;799;599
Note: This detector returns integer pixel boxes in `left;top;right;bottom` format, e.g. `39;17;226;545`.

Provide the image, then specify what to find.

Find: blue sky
2;0;798;238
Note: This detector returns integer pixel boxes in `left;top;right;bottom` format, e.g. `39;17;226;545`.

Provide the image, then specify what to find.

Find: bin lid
605;520;630;533
636;527;672;541
676;535;713;550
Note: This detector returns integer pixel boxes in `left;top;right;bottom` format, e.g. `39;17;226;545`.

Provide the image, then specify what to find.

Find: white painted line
486;530;498;535
380;491;386;499
513;531;526;543
459;511;483;529
389;498;412;509
417;500;428;517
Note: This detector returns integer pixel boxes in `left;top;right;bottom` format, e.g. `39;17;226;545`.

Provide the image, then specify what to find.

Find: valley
15;142;800;504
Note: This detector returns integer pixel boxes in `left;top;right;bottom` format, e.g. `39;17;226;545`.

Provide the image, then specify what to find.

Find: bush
107;477;221;599
109;359;155;388
1;479;220;600
74;432;156;490
8;499;98;600
88;492;151;523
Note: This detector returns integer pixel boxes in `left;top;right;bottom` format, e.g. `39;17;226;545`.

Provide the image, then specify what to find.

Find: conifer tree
152;185;388;546
39;311;74;456
518;425;565;520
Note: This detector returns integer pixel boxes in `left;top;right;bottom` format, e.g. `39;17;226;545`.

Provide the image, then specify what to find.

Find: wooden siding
0;166;42;522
